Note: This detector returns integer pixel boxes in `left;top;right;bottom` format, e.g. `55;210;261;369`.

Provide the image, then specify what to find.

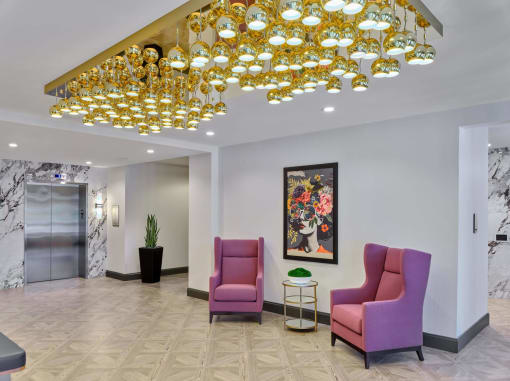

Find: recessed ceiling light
488;143;492;147
206;131;215;136
323;106;335;113
147;149;155;154
8;142;18;148
86;161;92;165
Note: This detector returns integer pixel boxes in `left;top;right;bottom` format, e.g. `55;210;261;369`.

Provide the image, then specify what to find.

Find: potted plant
139;214;163;283
288;267;312;284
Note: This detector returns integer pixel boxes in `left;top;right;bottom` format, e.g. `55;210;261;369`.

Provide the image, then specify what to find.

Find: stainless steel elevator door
25;183;82;283
50;185;79;280
25;184;52;283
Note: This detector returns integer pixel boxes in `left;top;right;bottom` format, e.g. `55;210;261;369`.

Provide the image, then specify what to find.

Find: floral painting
284;163;338;264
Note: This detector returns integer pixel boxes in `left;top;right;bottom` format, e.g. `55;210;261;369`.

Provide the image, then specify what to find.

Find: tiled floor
1;275;510;381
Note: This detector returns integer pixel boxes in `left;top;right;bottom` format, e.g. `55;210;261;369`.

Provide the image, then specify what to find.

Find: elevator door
25;183;82;283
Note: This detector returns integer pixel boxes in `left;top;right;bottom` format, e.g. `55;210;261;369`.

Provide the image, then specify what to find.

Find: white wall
188;153;212;292
107;167;126;274
107;162;189;274
217;101;510;339
457;126;489;336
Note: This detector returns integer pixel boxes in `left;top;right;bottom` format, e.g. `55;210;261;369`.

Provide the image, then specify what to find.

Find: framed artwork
284;163;338;264
111;205;119;227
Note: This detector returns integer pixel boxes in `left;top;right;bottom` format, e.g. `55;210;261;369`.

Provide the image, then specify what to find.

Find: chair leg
364;352;370;369
258;312;262;325
209;312;213;324
416;347;424;361
331;332;336;347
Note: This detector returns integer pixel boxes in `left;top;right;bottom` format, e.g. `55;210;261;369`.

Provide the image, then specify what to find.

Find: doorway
24;183;87;283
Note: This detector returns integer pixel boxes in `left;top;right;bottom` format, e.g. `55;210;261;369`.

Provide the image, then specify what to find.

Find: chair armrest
330;287;371;306
256;272;264;301
209;272;221;294
363;297;422;351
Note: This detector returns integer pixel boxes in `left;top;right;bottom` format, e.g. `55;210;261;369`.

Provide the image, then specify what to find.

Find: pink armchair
209;237;264;324
331;243;431;369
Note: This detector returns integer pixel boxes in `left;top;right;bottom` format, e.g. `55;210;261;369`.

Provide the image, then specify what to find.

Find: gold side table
282;280;318;332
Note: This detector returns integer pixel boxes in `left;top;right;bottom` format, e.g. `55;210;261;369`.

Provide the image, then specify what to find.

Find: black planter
139;247;163;283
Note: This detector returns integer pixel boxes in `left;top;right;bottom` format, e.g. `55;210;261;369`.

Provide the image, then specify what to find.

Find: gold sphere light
272;51;290;72
302;44;320;68
343;59;359;78
348;37;368;59
319;47;335;65
168;46;189;69
267;89;282;104
240;74;256;91
376;5;393;30
238;36;257;61
387;57;400;77
257;40;274;60
249;59;264;72
321;0;346;12
280;0;303;21
208;66;225;85
189;12;207;33
365;38;379;59
268;22;287;46
384;31;406;56
212;41;231;63
281;88;294;101
49;105;62;118
49;0;438;135
264;71;279;89
291;78;305;94
405;44;425;65
339;21;356;47
404;30;417;52
422;44;436;65
216;14;238;38
343;0;366;15
246;4;270;31
190;41;211;67
371;58;389;78
189;97;202;112
303;0;323;26
286;23;305;46
231;2;247;23
226;68;241;83
215;101;227;115
326;76;342;93
330;55;347;76
278;72;293;87
319;22;340;47
289;51;304;70
83;115;94;126
357;2;380;30
352;73;368;91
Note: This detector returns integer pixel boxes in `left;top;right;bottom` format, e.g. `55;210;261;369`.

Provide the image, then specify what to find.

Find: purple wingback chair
330;243;431;369
209;237;264;324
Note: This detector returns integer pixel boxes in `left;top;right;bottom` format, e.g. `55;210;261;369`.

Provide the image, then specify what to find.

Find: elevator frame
23;181;89;285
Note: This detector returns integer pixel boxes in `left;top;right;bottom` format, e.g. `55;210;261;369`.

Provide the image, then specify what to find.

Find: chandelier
48;0;437;134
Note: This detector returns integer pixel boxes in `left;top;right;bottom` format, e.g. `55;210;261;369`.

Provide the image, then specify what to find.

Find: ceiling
1;0;510;164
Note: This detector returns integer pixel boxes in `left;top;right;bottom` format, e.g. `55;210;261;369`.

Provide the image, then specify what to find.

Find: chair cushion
332;304;363;334
214;284;257;302
0;333;26;373
222;257;257;284
384;248;402;273
222;240;258;257
375;271;403;301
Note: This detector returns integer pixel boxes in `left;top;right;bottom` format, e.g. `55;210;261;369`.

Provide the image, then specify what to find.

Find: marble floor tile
3;274;510;381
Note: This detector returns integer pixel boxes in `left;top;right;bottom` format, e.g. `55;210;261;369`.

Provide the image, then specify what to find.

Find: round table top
282;280;318;288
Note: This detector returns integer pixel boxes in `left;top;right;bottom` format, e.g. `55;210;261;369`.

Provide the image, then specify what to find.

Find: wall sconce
95;193;104;219
112;205;119;227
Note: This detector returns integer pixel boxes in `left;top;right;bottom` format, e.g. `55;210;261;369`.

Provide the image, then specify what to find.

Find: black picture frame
283;163;338;265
